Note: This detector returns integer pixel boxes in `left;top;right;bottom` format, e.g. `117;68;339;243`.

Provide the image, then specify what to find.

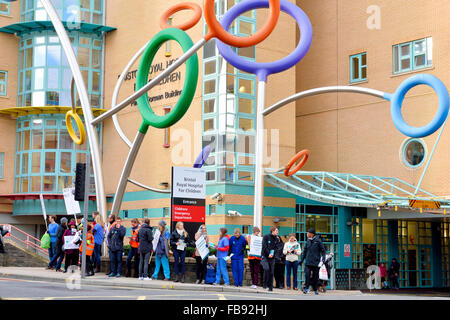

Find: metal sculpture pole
40;0;107;222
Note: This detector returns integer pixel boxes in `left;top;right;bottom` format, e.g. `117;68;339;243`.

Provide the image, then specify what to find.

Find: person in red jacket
379;262;388;289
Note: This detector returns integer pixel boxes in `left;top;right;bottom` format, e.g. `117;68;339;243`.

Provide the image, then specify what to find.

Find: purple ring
193;145;211;168
217;0;313;82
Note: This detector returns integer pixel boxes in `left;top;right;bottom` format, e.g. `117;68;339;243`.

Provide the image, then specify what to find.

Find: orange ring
160;2;202;31
204;0;280;47
284;150;310;176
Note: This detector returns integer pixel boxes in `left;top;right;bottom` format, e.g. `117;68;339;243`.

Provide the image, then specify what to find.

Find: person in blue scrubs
229;228;248;287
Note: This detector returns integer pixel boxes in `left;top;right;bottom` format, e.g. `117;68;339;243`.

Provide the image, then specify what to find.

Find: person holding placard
62;220;79;273
194;224;209;284
247;227;262;289
170;221;191;283
47;215;58;264
229;228;248;287
151;220;171;281
214;228;230;286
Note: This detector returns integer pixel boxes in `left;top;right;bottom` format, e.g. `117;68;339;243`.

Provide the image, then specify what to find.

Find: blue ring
193;145;211;168
390;74;449;138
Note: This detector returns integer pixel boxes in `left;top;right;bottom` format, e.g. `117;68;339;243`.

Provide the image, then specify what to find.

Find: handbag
319;264;329;281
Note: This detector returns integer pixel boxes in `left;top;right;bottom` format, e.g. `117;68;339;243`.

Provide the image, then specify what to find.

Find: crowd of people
41;213;401;293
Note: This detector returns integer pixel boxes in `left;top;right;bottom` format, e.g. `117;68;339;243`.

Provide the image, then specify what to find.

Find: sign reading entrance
409;199;441;209
171;167;206;237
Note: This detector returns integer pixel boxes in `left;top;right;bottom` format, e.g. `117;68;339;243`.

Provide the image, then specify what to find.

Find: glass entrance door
419;246;432;287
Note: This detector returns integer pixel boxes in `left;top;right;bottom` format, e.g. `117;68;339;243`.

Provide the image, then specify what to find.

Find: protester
138;218;153;280
92;215;105;273
246;227;262;289
92;211;99;227
389;258;400;290
151;220;171;280
318;252;334;293
47;215;58;263
229;228;247;287
126;218;141;278
62;221;79;273
299;228;326;295
105;214;116;276
107;217;126;277
194;224;209;284
78;224;95;276
274;234;285;289
170;221;191;283
214;227;230;286
262;226;278;292
283;233;301;290
379;262;388;289
0;225;6;254
47;217;68;272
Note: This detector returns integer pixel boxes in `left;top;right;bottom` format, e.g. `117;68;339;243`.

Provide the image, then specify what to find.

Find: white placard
176;239;186;251
63;235;79;250
195;235;209;261
172;167;206;199
63;188;81;215
249;235;263;257
152;229;161;251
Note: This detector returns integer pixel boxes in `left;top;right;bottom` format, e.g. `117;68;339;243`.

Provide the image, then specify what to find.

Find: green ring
136;28;199;130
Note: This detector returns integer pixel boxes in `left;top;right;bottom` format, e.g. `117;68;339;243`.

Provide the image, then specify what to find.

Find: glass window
403;139;426;168
350;52;367;83
0;1;10;15
238;78;253;94
238;98;253;114
204;60;216;75
0;71;7;96
204;99;216;114
204;79;216;95
0;152;4;179
393;37;432;74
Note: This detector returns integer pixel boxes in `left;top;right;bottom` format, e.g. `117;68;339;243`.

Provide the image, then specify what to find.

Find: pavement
0;267;360;296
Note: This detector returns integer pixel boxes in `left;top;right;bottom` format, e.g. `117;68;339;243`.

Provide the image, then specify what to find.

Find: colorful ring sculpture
159;2;202;31
136;28;199;131
65;109;86;145
217;0;313;81
388;74;450;138
284;150;310;177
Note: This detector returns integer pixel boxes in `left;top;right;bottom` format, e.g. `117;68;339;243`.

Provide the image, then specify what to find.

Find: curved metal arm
128;178;171;194
263;86;387;116
40;0;107;222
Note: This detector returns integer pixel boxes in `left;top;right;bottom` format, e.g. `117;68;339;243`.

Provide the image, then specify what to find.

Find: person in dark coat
138;218;153;280
261;226;279;292
389;258;400;290
62;221;79;273
107;217;126;277
0;225;7;254
170;221;192;283
48;217;68;272
274;235;285;289
299;228;326;295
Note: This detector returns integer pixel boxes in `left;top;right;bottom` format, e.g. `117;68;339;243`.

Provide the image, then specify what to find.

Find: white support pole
253;81;267;231
40;0;107;224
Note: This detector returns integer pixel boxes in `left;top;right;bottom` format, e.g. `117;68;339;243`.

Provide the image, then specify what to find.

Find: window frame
0;0;10;16
349;52;367;83
393;37;433;74
0;71;7;96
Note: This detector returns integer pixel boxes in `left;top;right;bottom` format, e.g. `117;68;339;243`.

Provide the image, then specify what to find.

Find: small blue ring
390;74;449;138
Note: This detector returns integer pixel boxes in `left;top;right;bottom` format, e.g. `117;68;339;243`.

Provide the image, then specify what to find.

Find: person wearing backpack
138;218;153;281
229;228;247;287
47;215;58;263
194;224;210;284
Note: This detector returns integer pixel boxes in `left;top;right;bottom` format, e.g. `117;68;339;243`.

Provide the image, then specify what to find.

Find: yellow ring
65;110;86;145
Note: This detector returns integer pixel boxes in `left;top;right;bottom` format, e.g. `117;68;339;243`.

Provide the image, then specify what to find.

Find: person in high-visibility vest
126;218;141;278
79;224;95;276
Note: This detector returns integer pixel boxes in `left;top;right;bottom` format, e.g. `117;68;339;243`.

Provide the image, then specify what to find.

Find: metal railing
335;268;367;290
1;224;49;260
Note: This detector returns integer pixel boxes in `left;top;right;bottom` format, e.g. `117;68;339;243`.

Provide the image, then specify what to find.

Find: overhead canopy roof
264;170;450;213
0;21;116;36
0;106;107;118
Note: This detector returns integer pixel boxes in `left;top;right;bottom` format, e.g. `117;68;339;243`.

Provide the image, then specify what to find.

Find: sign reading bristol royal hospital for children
171;167;206;235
